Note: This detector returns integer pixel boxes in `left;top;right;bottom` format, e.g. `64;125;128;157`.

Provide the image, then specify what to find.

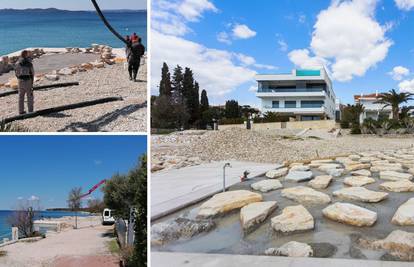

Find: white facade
355;93;392;121
255;68;336;121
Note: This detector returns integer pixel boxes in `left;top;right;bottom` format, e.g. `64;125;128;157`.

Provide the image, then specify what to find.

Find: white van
102;208;115;225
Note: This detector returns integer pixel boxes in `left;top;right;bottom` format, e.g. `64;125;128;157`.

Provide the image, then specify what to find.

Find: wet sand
152;159;414;261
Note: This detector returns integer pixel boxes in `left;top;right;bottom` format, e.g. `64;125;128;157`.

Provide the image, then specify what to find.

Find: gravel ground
0;216;117;267
0;60;147;132
152;128;414;171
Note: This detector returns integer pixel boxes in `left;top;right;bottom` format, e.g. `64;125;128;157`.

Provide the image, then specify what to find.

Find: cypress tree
200;89;209;114
171;65;184;104
225;100;241;118
159;62;172;97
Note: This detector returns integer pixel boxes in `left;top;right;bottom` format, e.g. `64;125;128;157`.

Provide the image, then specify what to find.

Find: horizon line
0;8;147;12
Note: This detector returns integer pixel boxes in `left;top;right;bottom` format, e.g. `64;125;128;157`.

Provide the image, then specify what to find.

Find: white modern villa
354;92;392;122
255;68;336;121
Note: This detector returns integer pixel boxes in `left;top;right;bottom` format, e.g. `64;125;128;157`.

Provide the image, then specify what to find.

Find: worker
127;37;145;82
14;50;34;114
131;32;138;43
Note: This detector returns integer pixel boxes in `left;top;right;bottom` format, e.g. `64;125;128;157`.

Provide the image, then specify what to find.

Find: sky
151;0;414;107
0;135;147;210
0;0;147;10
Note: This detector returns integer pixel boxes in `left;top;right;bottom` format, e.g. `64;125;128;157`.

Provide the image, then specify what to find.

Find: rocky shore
151;128;414;172
0;45;147;132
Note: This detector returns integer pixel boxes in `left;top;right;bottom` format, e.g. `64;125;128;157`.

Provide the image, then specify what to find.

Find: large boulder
333;187;388;203
308;175;332;189
240;201;277;231
392;198;414;226
265;241;313;257
197;190;262;218
281;186;331;205
343;176;376;187
379;171;413;181
369;230;414;261
265;167;288;179
322;202;377;226
251;180;283;193
271;205;314;233
284;171;314;182
151;217;215;245
379;180;414;192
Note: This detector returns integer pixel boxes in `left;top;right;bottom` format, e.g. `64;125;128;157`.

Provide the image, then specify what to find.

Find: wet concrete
152;161;414;261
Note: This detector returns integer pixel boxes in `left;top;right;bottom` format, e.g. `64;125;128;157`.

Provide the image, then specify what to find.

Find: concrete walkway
151;252;414;267
151;161;278;220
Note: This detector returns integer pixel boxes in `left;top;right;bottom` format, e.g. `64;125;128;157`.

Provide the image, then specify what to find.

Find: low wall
219;120;337;131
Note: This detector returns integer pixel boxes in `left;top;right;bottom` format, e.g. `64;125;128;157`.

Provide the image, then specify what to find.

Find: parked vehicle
102;208;115;225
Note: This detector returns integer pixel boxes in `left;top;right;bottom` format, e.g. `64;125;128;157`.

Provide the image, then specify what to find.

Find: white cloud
234;53;278;70
399;78;414;93
151;31;257;97
278;40;288;52
217;31;231;44
288;0;392;82
248;85;257;92
232;24;257;39
288;49;327;69
253;64;278;70
395;0;414;10
388;66;410;81
178;0;218;21
298;14;306;24
28;195;40;201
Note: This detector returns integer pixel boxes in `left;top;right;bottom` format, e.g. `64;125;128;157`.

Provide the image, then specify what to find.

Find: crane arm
79;179;107;199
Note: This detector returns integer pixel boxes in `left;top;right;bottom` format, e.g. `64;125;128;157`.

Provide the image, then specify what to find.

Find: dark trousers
128;59;140;80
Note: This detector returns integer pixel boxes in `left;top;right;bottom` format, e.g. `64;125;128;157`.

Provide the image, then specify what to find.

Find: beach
0;216;118;267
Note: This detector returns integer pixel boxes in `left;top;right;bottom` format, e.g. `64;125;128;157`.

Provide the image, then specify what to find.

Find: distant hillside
0;8;145;13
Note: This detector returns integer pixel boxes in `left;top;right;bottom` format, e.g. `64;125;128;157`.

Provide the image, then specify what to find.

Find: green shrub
340;121;350;129
350;124;361;134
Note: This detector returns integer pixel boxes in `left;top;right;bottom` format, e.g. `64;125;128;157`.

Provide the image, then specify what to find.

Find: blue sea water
0;9;147;56
0;210;91;241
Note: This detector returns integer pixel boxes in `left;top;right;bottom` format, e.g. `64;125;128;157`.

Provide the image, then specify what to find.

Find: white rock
240;201;277;230
308;175;332;189
251;180;283;193
57;67;75;75
379;180;414;192
343;176;376;187
371;230;414;257
371;165;404;172
265;168;288;179
265;241;313;257
392;198;414;225
309;159;334;167
351;169;371;177
290;165;310;171
318;164;342;173
45;74;59;81
379;171;413;181
284;171;314;182
197;190;262;218
322;202;377;226
345;163;371;172
281;186;331;205
333;187;388;203
325;168;345;177
348;154;361;161
271;205;314;233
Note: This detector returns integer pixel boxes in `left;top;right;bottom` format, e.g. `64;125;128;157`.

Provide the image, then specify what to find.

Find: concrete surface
151;252;414;267
151;161;278;220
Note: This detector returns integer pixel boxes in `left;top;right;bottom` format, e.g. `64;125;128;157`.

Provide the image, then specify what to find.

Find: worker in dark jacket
14;50;34;114
126;38;145;82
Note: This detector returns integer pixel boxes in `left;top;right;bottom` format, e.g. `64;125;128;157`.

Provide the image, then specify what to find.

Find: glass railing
257;87;324;93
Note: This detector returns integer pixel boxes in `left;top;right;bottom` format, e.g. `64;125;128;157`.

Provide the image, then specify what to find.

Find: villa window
301;100;324;108
272;101;279;108
285;101;296;108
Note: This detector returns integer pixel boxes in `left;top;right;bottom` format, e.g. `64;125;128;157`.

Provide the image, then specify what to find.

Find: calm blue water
0;9;147;56
0;210;91;241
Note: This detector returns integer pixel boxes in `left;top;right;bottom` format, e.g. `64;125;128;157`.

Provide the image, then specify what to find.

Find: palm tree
352;103;365;124
375;89;413;120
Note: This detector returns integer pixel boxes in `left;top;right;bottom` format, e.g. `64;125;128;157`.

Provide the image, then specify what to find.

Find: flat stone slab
392;198;414;225
308;175;332;189
371;165;404;172
265;241;313;257
284;171;314;182
240;201;277;230
251;180;283;193
317;164;342;173
333;187;388;203
371;230;414;260
290;165;310;171
344;163;371;172
325;168;345;177
266;167;288;179
271;205;314;233
281;186;331;205
309;159;334;167
379;180;414;192
379;171;413;181
197;190;262;218
322;202;377;226
343;176;376;187
351;169;371;176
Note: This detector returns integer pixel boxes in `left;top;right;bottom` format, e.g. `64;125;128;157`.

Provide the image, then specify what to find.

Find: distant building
354;92;392;121
255;68;336;121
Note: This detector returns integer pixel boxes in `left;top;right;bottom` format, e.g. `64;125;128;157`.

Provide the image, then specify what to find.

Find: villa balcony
262;106;326;115
256;87;326;98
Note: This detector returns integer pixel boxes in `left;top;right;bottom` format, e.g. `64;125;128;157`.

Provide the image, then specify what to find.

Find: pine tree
159;62;172;97
171;65;184;104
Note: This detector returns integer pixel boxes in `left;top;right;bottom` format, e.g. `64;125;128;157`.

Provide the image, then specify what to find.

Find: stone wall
219;120;337;131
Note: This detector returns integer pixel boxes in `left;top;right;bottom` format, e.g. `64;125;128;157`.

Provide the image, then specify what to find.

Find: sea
0;9;147;56
0;210;91;242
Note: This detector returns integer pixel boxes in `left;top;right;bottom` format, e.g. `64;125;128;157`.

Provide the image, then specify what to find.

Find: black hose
90;0;128;46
